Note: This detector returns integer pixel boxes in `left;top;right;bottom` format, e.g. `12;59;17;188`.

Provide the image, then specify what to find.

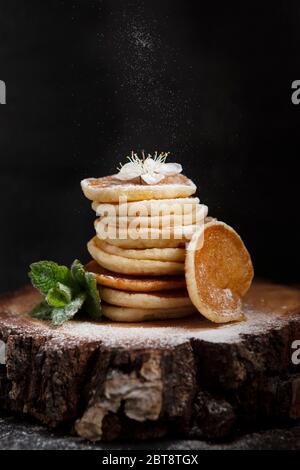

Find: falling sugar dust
107;2;196;153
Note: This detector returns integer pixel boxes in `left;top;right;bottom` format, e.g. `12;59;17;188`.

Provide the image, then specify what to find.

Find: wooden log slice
0;281;300;441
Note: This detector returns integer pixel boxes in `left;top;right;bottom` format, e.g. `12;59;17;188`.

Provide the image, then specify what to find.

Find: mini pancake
94;234;186;249
96;239;186;262
85;260;187;291
101;205;208;229
81;174;196;202
94;219;198;244
185;221;254;323
92;197;200;216
99;287;192;309
87;237;184;275
102;303;196;322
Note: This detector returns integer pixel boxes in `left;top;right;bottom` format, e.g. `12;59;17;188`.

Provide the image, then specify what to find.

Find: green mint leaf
46;282;72;308
51;293;86;326
70;259;86;288
29;261;72;295
71;260;102;319
30;301;53;320
83;272;102;319
28;259;102;326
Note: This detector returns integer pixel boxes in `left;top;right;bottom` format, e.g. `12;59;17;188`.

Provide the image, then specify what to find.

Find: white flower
115;152;182;184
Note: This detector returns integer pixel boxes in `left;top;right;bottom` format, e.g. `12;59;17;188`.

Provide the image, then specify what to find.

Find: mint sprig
46;282;72;308
70;260;100;319
29;260;101;326
51;293;86;326
29;261;72;295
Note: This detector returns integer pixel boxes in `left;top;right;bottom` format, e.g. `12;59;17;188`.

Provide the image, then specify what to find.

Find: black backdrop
0;0;299;292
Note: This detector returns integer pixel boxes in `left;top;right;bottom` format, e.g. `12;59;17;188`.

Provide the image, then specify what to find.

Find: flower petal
141;173;165;184
115;161;143;180
158;162;182;175
143;157;160;173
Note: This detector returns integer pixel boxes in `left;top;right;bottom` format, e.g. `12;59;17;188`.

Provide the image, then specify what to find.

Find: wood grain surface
0;280;300;441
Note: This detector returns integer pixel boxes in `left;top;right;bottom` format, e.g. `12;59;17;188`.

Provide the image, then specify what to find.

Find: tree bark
0;281;300;441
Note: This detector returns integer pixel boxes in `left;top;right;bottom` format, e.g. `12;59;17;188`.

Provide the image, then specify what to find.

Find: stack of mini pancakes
81;173;209;321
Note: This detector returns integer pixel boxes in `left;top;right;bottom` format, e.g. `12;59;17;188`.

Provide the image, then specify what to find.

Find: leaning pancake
185;221;254;323
96;239;186;262
87;237;184;275
85;260;186;291
92;197;200;216
81;174;196;202
102;303;196;322
99;287;192;309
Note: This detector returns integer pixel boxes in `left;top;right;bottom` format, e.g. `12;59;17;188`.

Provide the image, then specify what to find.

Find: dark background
0;0;299;291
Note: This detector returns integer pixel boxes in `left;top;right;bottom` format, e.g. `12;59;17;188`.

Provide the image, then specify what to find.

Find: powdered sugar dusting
1;282;300;349
58;304;299;348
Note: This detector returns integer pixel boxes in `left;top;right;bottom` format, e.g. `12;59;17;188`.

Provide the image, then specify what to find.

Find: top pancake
81;174;196;202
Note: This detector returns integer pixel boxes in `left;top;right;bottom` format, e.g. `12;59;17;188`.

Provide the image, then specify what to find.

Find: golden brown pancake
93;235;186;249
185;221;254;323
87;236;184;275
85;260;186;292
96;239;186;262
92;197;200;216
99;286;192;309
94;219;198;245
98;206;207;228
101;303;196;322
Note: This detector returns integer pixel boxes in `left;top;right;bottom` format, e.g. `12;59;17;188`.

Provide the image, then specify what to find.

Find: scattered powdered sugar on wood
59;321;190;348
1;282;300;349
58;305;300;348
